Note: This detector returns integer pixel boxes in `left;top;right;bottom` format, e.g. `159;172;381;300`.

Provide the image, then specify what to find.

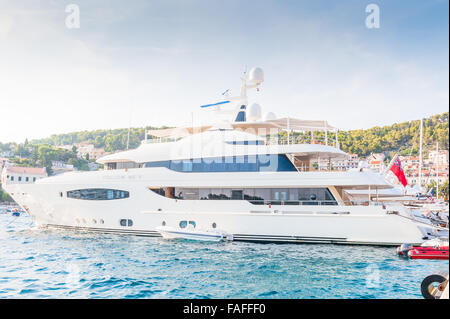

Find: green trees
440;181;449;201
29;127;152;152
0;184;13;202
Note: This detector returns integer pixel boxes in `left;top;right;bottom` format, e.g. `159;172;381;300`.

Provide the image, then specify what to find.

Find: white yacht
1;68;438;245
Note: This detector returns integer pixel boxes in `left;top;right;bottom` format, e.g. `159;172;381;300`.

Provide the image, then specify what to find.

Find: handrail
239;199;386;207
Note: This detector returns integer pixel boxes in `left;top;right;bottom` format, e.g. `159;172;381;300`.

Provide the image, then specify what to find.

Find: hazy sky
0;0;448;143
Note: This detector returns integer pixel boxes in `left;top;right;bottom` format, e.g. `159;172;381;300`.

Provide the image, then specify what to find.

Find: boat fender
421;271;449;299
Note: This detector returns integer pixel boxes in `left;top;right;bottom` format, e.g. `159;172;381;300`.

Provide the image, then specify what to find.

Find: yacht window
25;177;29;182
231;190;243;200
226;140;264;145
18;176;22;182
67;189;130;200
127;219;133;227
144;155;296;172
33;177;36;182
120;219;127;227
179;221;187;228
10;176;14;181
106;163;117;170
148;187;336;205
188;221;196;228
150;188;166;197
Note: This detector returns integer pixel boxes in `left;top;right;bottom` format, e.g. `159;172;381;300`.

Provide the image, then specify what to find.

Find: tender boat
156;225;232;242
397;239;449;259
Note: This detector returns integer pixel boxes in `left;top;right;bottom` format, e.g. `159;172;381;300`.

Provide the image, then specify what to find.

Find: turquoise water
0;213;447;299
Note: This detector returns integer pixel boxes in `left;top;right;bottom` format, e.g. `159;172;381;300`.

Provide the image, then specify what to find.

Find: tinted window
67;189;129;200
144;155;296;172
153;187;336;205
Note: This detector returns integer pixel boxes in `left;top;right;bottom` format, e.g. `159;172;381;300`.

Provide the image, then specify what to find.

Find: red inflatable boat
397;240;449;260
407;246;449;260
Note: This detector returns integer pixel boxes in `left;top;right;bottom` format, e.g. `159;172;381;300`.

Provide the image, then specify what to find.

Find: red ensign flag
390;156;407;187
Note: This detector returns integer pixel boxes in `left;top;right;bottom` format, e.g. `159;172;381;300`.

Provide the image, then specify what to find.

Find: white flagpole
436;141;439;199
383;153;398;175
418;118;423;188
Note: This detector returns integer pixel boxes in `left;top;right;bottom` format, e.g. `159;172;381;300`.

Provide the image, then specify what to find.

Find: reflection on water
0;213;447;298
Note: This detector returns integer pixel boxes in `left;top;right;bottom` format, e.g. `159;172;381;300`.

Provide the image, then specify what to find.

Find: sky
0;0;448;143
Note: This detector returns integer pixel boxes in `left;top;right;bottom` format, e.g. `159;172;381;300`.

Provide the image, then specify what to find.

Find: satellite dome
263;111;276;121
247;103;262;121
248;67;264;85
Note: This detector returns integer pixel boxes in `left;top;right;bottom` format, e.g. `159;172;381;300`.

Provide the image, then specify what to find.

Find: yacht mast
436;141;439;199
418;118;423;188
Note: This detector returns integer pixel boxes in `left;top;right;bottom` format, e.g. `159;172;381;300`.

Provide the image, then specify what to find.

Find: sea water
0;213;447;299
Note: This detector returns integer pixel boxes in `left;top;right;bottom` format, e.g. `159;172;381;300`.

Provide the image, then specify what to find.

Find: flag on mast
389;155;407;187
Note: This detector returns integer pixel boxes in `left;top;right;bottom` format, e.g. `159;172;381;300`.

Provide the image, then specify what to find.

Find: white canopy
146;117;336;139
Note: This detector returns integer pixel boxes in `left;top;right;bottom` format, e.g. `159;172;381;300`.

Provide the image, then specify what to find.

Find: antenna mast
418;118;423;188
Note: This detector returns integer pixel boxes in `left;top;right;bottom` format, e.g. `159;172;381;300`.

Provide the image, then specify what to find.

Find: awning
146;117;336;139
146;126;213;139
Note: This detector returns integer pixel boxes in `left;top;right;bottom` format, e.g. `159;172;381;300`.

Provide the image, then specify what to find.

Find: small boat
397;239;449;260
156;225;233;242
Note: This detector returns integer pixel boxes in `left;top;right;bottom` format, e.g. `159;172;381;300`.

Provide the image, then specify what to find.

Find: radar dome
248;67;264;85
263;111;276;121
247;103;262;121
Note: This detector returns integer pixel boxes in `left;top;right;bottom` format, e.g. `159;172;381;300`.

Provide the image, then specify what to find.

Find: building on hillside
428;150;449;168
332;153;360;170
0;150;14;158
397;152;449;187
1;166;47;185
57;143;107;160
51;161;75;175
367;153;385;173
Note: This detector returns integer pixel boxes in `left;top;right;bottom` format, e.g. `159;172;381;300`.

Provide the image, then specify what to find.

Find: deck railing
234;200;386;207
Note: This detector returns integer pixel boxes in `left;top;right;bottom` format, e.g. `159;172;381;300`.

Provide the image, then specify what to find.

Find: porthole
120;219;133;227
92;219;97;224
188;221;196;228
75;218;80;223
212;222;217;228
179;220;187;228
162;221;166;226
100;219;104;224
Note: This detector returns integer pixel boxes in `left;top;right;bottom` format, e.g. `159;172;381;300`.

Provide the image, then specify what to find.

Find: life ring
421;271;448;299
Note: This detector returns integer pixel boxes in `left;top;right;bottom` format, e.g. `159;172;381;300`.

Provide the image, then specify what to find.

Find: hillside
1;112;448;159
29;112;450;158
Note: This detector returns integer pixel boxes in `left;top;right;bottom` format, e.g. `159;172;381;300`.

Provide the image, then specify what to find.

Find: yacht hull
4;176;429;246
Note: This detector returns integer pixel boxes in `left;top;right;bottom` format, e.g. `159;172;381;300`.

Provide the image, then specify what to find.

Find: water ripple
0;213;448;298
